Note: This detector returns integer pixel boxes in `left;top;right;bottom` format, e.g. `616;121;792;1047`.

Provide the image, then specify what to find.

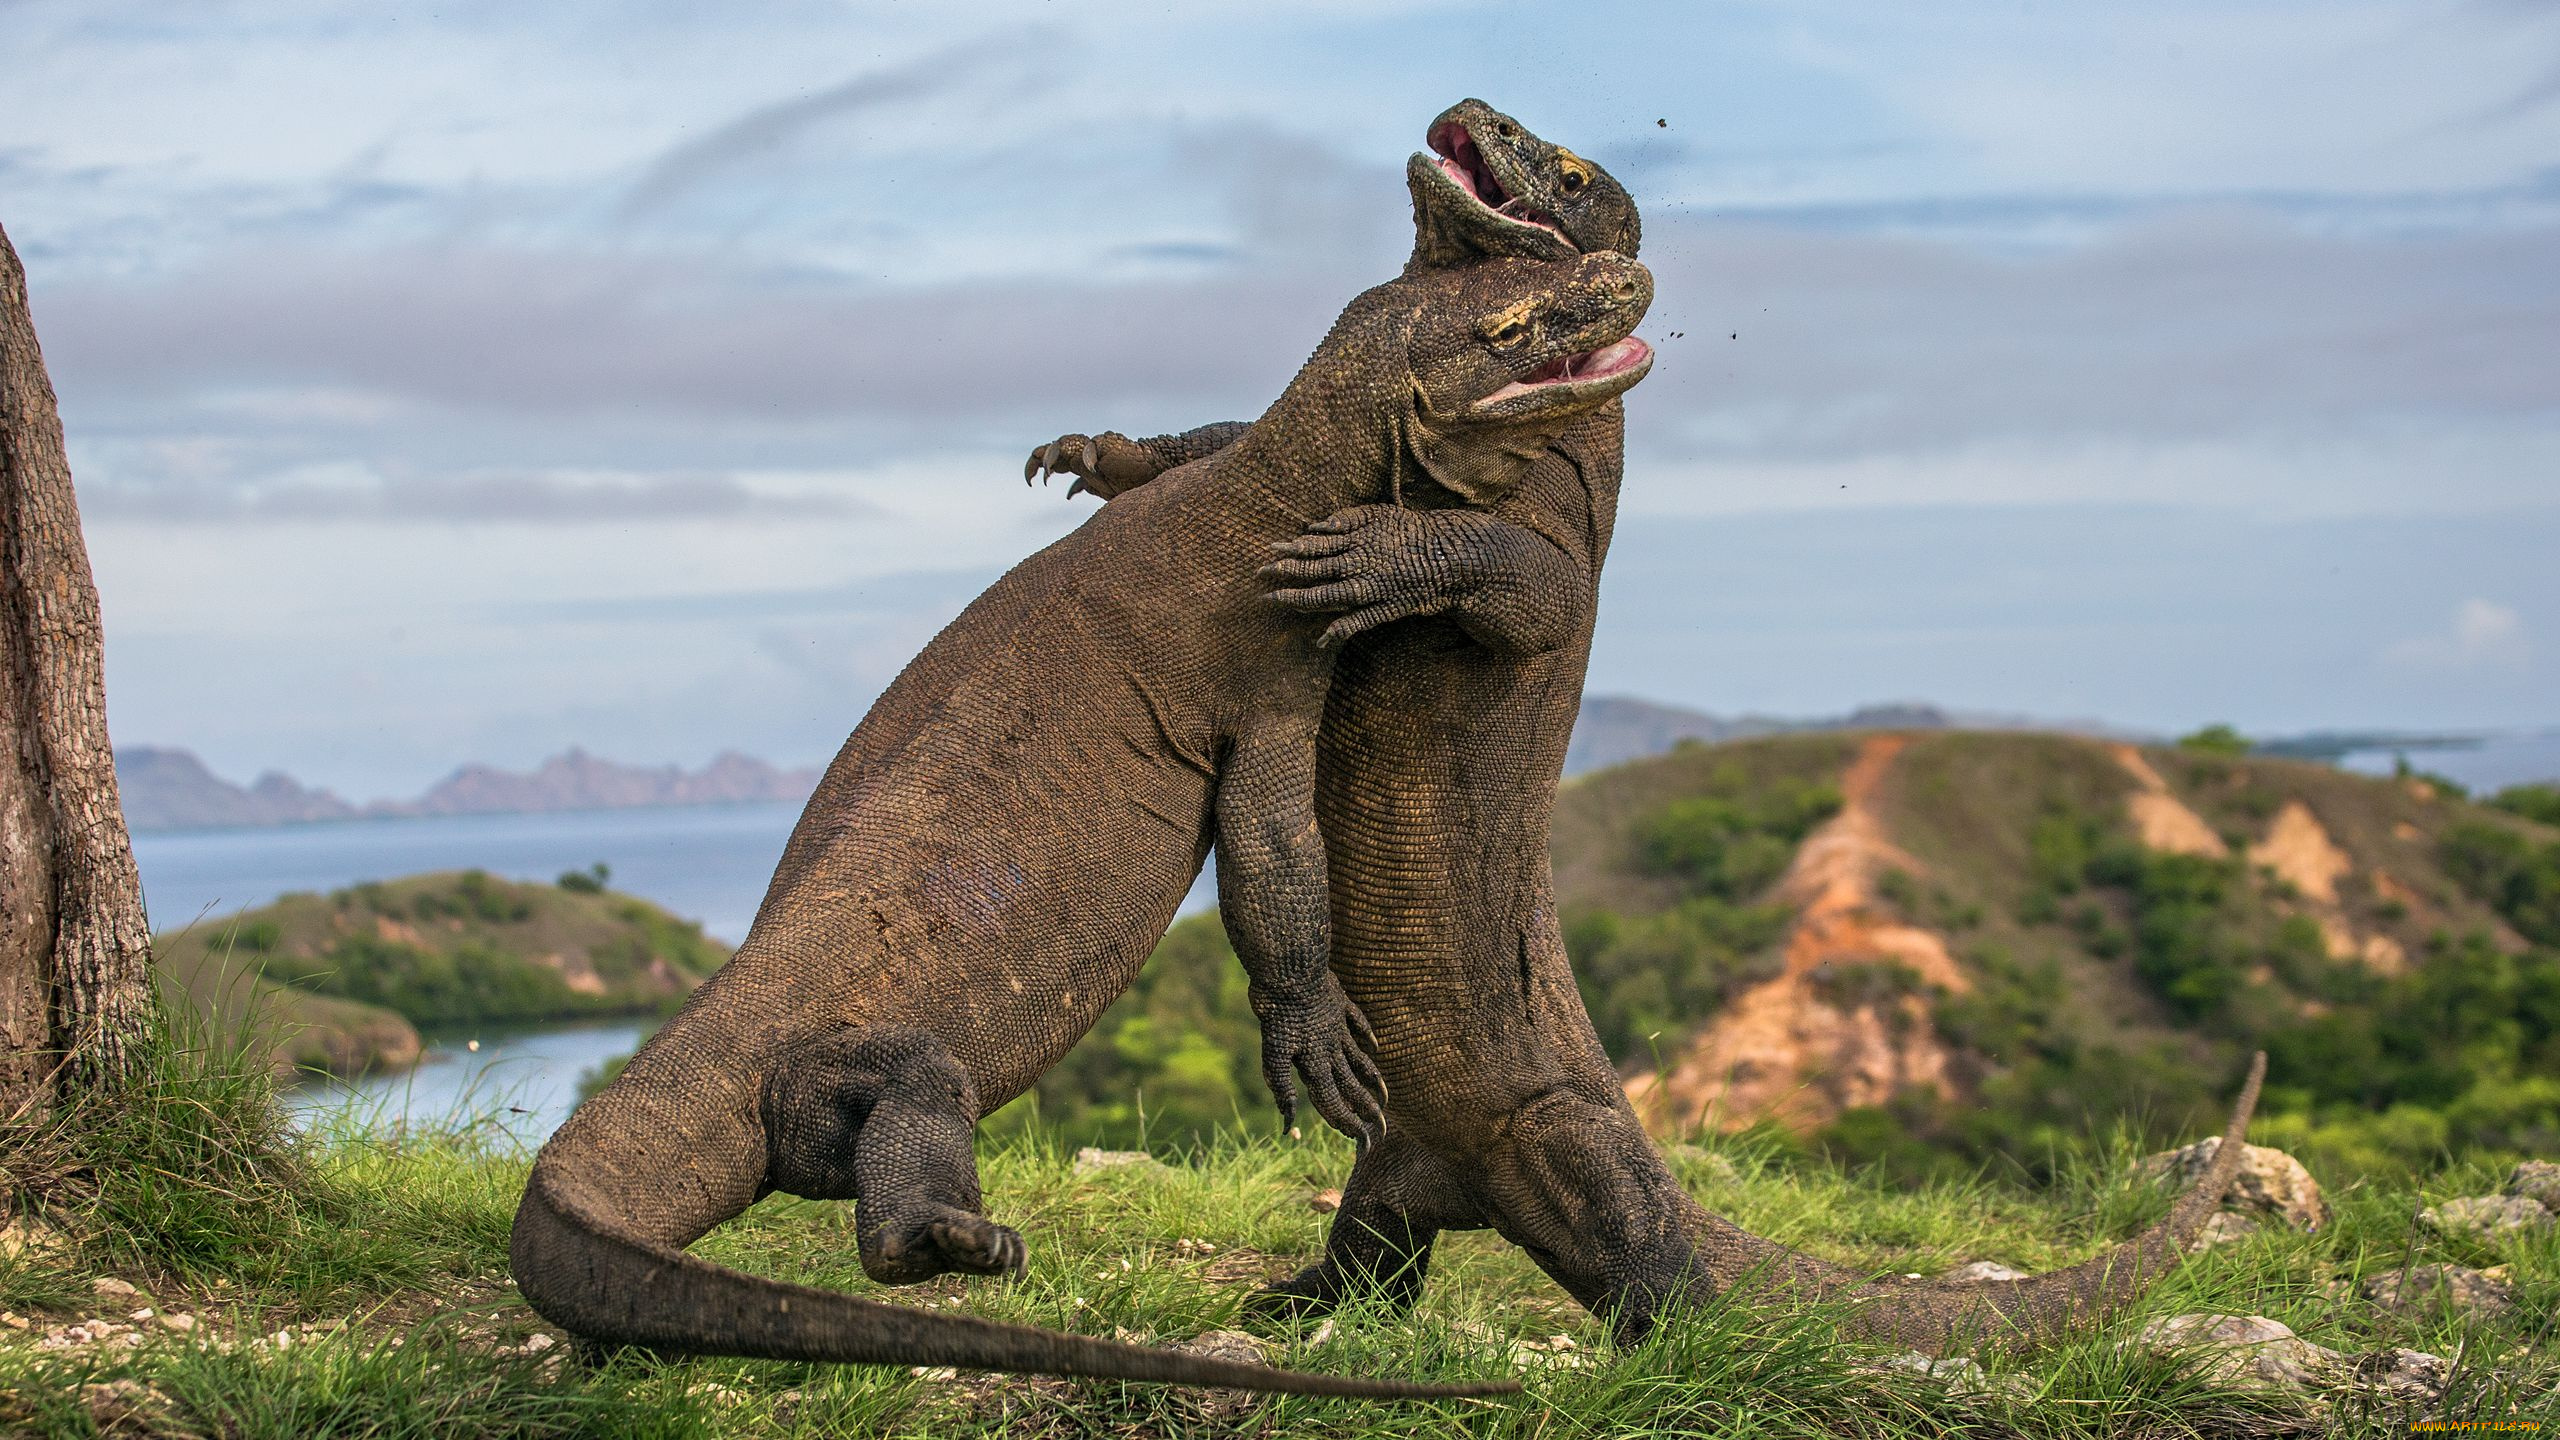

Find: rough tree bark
0;218;155;1112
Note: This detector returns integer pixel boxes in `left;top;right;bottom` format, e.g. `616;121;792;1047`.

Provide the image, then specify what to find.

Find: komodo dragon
509;249;1658;1397
1034;98;2269;1354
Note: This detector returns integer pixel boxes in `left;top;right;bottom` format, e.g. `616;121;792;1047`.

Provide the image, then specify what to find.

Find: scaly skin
509;250;1656;1397
1039;99;2269;1354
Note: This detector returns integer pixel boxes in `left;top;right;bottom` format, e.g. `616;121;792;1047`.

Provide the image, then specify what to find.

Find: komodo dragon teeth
1032;97;2272;1358
511;196;1653;1393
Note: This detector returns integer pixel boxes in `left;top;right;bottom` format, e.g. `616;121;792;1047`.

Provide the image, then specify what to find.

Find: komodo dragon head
1409;98;1641;267
1386;250;1654;506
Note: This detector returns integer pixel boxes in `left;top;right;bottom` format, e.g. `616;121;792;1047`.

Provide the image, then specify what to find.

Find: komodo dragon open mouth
1475;335;1654;414
1426;119;1566;239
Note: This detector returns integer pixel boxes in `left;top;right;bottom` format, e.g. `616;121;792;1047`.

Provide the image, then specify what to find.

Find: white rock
1173;1329;1269;1367
2347;1347;2451;1406
2419;1194;2552;1240
1944;1261;2029;1283
2137;1138;2329;1229
0;1218;67;1262
2361;1263;2515;1318
2506;1160;2560;1211
2193;1211;2263;1249
90;1278;140;1299
1072;1147;1165;1176
1859;1350;2031;1401
2126;1313;2342;1392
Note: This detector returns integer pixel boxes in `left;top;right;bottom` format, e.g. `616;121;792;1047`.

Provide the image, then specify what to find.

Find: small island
154;867;728;1077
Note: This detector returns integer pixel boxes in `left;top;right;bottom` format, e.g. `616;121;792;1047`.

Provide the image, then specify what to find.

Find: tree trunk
0;218;155;1112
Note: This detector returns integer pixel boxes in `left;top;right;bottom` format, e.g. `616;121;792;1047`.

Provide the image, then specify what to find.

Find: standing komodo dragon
510;250;1658;1396
1034;98;2268;1355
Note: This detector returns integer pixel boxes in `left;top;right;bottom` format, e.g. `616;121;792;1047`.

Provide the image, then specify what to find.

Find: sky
4;0;2555;797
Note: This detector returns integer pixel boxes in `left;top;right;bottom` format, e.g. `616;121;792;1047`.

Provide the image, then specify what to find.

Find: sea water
133;802;1215;1143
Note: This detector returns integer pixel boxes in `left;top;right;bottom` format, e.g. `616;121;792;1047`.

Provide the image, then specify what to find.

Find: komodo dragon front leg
1031;433;1591;659
1216;710;1386;1144
1026;422;1251;500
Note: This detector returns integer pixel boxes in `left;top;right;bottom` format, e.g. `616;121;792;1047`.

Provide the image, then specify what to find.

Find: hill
1004;730;2560;1182
114;746;820;831
1554;730;2560;1178
157;869;729;1077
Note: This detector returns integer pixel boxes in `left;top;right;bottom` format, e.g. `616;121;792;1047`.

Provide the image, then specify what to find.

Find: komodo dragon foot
1262;505;1530;650
764;1024;1029;1286
1023;431;1162;500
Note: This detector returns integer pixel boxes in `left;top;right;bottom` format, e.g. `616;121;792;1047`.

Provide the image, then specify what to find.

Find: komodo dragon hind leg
763;1024;1026;1284
1244;1131;1478;1325
1478;1092;1706;1345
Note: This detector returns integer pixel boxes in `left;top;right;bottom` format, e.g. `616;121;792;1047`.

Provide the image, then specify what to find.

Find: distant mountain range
126;696;1985;832
116;746;823;832
116;696;2552;833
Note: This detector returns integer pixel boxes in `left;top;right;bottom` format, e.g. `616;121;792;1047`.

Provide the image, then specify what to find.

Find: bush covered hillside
156;869;727;1077
1013;732;2560;1184
1561;730;2560;1181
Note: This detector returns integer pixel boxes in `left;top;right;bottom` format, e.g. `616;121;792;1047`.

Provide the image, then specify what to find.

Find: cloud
34;199;2557;469
80;463;858;524
2385;597;2533;671
614;32;1046;220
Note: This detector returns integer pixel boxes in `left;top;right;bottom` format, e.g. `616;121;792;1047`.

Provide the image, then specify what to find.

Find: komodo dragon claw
1025;432;1157;499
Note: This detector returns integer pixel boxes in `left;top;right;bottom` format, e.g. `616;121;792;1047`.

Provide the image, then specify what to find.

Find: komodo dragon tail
1691;1051;2268;1354
511;1165;1517;1399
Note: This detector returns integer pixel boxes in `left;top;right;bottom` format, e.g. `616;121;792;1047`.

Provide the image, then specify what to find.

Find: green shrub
982;913;1265;1151
263;934;586;1028
556;862;610;894
1569;896;1792;1060
2175;723;2251;757
2442;819;2560;947
1634;767;1840;901
2490;782;2560;827
409;869;534;924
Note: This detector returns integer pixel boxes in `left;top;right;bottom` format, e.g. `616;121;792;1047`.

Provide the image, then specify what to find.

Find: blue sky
4;0;2555;796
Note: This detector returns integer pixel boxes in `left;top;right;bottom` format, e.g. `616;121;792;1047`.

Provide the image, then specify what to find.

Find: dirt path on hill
1628;734;1969;1134
2111;745;2228;858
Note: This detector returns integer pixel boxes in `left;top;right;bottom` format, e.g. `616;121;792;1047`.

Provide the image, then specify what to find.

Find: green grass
3;1029;2553;1437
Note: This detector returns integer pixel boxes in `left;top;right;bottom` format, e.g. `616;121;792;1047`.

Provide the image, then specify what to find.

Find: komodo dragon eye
1557;149;1595;194
1481;300;1537;348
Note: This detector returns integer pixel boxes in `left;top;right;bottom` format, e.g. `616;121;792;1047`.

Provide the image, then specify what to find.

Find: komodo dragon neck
1212;290;1431;522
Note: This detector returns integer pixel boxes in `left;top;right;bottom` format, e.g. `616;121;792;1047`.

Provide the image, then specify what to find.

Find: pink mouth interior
1482;337;1653;407
1428;122;1564;238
